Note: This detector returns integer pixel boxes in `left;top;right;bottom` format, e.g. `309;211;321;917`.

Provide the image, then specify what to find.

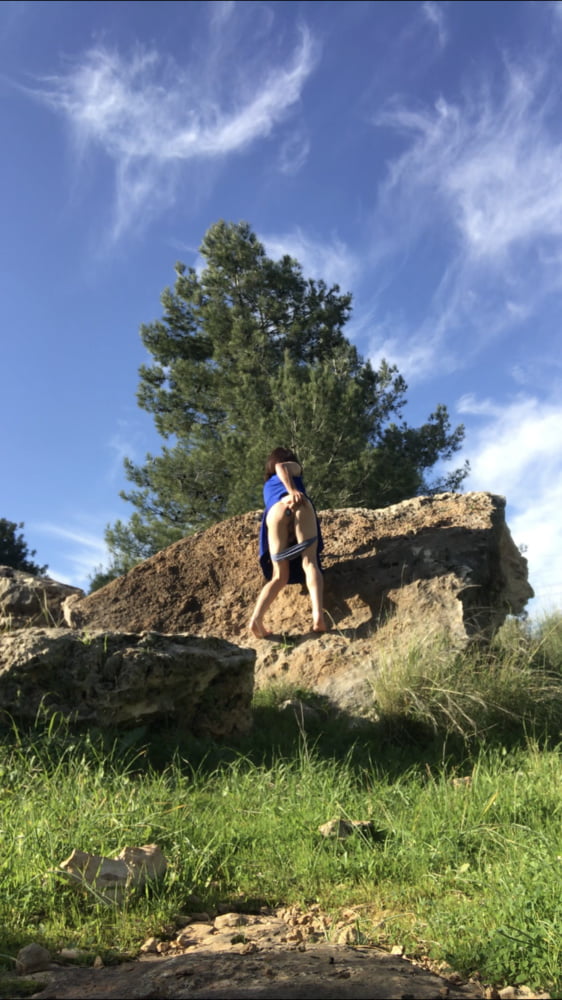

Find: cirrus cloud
366;57;562;382
25;26;319;238
263;227;360;291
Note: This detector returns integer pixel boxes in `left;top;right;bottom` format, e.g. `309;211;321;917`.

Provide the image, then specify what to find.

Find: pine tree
0;519;47;576
97;220;467;581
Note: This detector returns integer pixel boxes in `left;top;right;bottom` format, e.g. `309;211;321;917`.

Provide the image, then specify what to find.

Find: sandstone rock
0;629;254;736
58;844;167;903
58;948;88;961
214;913;252;930
337;926;359;946
16;943;51;974
140;937;159;953
318;819;383;840
118;844;167;881
61;493;532;713
63;493;531;639
0;566;83;630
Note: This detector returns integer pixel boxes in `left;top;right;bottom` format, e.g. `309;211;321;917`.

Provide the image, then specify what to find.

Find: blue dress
259;474;323;583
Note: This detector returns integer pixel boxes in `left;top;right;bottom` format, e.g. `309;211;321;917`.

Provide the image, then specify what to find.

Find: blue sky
2;0;561;617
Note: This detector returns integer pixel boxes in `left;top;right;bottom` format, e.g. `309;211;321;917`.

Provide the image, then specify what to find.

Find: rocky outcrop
64;493;532;642
61;494;533;713
0;566;83;630
0;629;254;737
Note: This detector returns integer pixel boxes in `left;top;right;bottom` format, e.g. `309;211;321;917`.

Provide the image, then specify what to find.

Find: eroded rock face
60;493;533;714
0;566;83;630
0;629;254;737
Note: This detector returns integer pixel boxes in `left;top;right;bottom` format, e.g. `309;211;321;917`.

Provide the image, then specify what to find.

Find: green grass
2;613;562;994
372;611;562;742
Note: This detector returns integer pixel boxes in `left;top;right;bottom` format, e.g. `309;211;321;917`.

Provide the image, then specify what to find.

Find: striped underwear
271;536;317;562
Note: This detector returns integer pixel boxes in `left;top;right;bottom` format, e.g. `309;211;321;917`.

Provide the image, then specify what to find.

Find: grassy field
1;612;562;995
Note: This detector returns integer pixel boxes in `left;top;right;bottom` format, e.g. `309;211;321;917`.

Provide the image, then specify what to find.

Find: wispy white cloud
457;393;562;616
25;26;319;238
263;228;359;291
32;521;109;588
368;58;562;380
376;61;562;261
421;2;448;48
108;429;136;482
209;0;235;30
277;127;311;175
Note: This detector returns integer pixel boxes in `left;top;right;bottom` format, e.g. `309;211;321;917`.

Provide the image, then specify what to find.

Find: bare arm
275;461;304;508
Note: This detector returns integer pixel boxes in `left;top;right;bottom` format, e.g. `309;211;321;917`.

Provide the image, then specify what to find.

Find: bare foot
312;618;328;633
249;619;272;639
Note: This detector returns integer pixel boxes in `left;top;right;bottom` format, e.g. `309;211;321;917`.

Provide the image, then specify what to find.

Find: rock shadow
321;525;532;639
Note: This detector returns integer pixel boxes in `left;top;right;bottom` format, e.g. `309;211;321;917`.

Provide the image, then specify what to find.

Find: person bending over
249;447;327;638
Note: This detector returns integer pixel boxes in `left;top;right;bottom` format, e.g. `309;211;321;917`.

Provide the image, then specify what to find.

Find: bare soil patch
24;937;485;1000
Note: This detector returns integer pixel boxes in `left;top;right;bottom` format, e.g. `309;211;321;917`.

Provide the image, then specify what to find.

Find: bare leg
249;503;291;638
294;500;327;632
249;568;288;637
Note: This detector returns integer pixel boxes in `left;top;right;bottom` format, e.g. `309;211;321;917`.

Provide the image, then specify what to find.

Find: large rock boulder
62;493;533;713
0;629;254;737
0;566;83;629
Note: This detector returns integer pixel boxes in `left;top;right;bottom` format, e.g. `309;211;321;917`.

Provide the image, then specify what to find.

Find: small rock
57;843;168;903
175;930;194;948
175;924;214;947
318;818;381;839
336;926;357;945
498;989;517;999
391;944;405;956
59;947;88;961
140;937;160;953
241;942;260;955
214;913;251;930
16;943;51;974
93;955;104;968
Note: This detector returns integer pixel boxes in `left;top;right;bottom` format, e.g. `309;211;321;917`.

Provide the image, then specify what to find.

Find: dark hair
264;447;299;481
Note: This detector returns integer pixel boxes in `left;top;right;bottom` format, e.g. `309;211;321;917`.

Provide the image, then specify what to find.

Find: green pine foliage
95;220;467;584
0;519;47;576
